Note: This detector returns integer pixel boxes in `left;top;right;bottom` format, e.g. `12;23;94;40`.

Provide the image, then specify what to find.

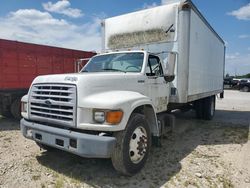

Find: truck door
145;55;169;113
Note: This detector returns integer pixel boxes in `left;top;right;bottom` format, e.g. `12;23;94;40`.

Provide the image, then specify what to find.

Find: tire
1;109;13;118
240;86;249;92
10;98;21;120
36;142;55;151
203;96;215;120
111;113;151;176
194;99;204;119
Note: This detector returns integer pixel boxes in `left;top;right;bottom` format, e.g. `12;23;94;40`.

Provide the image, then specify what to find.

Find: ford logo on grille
45;99;53;106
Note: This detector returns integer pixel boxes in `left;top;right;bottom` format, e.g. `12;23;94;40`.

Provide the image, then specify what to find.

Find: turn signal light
106;111;123;124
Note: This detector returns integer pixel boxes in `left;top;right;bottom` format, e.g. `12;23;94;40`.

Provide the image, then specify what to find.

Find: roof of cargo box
104;0;224;49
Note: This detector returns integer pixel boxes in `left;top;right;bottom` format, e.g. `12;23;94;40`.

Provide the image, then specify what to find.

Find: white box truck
20;0;225;175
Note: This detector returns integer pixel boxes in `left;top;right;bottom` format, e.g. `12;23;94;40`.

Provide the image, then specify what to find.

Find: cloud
42;0;83;18
228;3;250;20
161;0;179;5
226;52;240;60
239;34;250;39
0;9;101;51
225;53;250;75
142;2;158;9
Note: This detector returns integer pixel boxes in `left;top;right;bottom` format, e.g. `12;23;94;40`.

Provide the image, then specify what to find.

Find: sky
0;0;249;75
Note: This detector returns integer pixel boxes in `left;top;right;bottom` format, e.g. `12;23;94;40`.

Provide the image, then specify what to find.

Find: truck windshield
81;52;144;73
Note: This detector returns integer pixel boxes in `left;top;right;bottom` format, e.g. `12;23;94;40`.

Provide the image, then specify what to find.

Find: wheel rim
129;126;148;164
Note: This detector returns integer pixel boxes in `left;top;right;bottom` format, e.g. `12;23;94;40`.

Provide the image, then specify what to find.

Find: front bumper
20;119;116;158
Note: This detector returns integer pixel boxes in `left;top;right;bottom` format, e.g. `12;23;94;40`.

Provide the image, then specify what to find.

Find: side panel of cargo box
187;9;225;102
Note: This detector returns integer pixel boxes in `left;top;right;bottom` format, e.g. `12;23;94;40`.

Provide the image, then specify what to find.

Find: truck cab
20;50;175;175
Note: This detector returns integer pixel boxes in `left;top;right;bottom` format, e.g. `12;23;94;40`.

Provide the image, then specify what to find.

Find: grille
29;84;77;127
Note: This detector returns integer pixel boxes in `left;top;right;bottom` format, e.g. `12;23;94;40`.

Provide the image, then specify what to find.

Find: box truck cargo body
0;39;95;119
103;0;225;104
20;0;225;175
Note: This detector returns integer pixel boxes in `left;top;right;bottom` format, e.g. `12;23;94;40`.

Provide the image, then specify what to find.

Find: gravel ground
0;90;249;188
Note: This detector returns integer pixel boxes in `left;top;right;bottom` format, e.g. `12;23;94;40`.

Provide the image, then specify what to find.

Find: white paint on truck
20;0;225;176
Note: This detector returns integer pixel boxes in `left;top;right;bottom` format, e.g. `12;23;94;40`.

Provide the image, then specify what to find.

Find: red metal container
0;38;96;118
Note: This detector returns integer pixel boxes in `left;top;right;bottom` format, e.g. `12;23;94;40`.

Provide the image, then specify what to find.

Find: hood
32;72;144;98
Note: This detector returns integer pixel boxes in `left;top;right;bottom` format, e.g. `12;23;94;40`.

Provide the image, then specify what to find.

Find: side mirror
164;75;175;82
164;52;176;82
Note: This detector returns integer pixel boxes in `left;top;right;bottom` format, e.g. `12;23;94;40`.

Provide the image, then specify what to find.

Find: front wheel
111;113;151;176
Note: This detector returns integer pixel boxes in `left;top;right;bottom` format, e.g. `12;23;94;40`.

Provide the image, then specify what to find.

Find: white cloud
42;0;83;18
225;53;250;75
161;0;179;5
142;2;158;9
228;3;250;20
0;9;101;51
239;34;250;39
226;52;240;60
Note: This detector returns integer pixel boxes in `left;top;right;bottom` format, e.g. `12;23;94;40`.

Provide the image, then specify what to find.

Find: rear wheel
240;86;249;92
1;109;13;118
111;113;151;176
194;99;204;119
203;96;215;120
10;98;21;120
195;96;215;120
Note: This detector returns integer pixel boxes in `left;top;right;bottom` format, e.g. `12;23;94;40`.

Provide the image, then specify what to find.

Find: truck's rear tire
111;113;151;176
195;96;215;120
1;108;13;118
203;96;215;120
10;98;21;120
194;99;204;119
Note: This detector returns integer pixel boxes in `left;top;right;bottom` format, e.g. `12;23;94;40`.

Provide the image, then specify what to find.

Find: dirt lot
0;90;249;188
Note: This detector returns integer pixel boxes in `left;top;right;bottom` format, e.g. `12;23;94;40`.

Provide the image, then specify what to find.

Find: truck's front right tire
111;113;151;176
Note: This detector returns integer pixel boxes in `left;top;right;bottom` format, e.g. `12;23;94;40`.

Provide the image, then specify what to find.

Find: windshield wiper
101;68;126;73
81;70;88;72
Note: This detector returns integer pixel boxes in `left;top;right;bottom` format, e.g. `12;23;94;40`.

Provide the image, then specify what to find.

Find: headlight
21;101;28;113
93;110;123;124
94;111;105;123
